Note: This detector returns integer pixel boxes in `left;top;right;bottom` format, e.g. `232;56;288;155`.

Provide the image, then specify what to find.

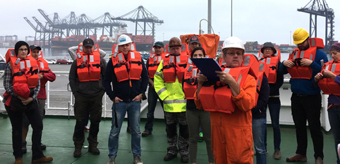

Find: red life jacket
287;37;324;79
148;53;164;78
318;60;340;96
112;51;143;82
183;58;199;99
7;49;39;88
35;51;50;74
76;44;101;82
181;43;190;57
162;53;188;83
258;49;281;84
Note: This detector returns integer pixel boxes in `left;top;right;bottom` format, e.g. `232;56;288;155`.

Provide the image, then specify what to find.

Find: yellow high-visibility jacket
154;60;186;113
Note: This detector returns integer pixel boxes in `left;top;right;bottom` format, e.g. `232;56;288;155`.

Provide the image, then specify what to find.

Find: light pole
231;0;233;36
290;31;291;45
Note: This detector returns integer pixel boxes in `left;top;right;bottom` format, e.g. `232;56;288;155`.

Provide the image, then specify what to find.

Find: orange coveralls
194;74;256;164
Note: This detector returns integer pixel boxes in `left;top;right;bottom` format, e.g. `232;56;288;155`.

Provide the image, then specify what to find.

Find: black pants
5;102;44;160
73;93;103;147
291;93;324;159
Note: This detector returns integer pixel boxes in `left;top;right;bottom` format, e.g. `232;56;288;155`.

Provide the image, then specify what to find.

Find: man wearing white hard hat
104;34;148;164
195;37;257;164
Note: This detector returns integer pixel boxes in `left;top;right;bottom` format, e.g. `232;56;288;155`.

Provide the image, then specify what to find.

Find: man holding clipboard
193;36;257;164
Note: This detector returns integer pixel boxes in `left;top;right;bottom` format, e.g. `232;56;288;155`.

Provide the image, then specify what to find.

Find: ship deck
0;114;337;164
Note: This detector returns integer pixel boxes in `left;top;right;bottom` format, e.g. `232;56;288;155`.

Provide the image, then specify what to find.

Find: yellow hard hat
293;28;309;44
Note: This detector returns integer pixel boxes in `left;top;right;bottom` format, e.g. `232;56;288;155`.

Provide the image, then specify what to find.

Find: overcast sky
1;0;339;45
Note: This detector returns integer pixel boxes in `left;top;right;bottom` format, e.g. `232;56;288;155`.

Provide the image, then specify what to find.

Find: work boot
32;156;53;163
180;155;189;163
273;149;281;160
73;147;82;157
14;158;23;164
133;155;143;164
315;157;323;164
142;131;151;137
22;141;27;154
41;143;46;150
107;157;115;164
88;146;100;155
286;154;307;162
164;153;177;161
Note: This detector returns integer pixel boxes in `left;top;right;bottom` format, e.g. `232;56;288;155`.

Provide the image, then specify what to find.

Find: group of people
3;27;340;164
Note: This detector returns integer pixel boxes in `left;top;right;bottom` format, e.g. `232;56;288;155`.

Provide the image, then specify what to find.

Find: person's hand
132;94;142;102
197;74;208;84
39;74;43;79
314;72;323;82
323;70;336;79
283;60;295;68
300;58;313;66
216;71;235;85
22;97;33;105
17;96;26;101
114;97;123;103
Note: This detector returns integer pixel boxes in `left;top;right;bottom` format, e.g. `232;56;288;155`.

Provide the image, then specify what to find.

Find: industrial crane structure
23;6;162;50
298;0;335;51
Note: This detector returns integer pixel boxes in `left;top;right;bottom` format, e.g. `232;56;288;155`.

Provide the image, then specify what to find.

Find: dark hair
191;47;206;57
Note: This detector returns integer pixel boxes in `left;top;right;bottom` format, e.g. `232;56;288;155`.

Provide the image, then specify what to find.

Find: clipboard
191;58;222;81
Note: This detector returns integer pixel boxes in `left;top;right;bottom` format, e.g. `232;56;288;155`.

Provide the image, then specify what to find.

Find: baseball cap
83;38;94;47
30;45;41;51
189;36;200;44
153;41;164;48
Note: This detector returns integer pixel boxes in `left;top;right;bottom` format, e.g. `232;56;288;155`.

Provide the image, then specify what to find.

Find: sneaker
273;149;281;160
32;156;53;163
107;157;115;164
84;126;90;132
133;156;143;164
127;127;131;134
180;155;189;163
315;157;323;164
286;154;307;162
164;153;177;161
198;132;204;142
41;143;46;150
15;158;23;164
142;131;151;137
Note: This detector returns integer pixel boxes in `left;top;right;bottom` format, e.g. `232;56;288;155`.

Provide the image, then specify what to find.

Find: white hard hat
222;36;245;51
117;34;132;46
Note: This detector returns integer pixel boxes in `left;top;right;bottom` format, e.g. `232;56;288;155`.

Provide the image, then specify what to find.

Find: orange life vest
6;49;39;88
148;53;164;78
35;51;49;74
287;37;324;79
318;60;340;96
112;51;143;82
183;58;199;99
76;44;101;82
199;66;251;114
162;53;188;83
181;43;190;57
258;49;281;84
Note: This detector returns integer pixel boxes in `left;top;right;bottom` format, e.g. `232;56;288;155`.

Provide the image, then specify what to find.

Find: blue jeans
268;102;281;150
144;86;163;133
253;118;267;164
108;101;141;158
328;105;340;164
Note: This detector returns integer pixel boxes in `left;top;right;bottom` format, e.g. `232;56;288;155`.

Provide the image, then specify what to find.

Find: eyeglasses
226;52;243;56
19;49;28;52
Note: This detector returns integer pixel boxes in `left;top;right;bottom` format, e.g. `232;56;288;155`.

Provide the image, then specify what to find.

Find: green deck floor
0;115;337;164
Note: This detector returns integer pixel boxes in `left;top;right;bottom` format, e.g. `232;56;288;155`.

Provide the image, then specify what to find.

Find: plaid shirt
3;63;40;100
